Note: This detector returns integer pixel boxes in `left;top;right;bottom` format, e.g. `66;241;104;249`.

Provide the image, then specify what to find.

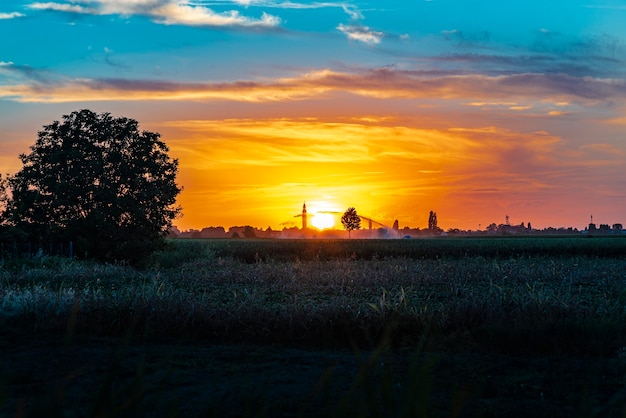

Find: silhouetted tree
3;109;181;263
243;226;257;238
428;211;438;230
341;207;361;238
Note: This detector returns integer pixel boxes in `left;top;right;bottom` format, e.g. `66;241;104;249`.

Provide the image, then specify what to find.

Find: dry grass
2;237;626;417
2;238;626;354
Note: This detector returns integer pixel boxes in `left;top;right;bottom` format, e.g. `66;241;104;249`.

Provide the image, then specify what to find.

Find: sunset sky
1;1;626;231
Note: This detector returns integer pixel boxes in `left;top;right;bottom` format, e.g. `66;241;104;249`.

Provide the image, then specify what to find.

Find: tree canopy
341;207;361;238
2;109;181;262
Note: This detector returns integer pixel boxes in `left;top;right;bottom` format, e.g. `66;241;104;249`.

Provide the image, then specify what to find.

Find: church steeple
302;202;307;230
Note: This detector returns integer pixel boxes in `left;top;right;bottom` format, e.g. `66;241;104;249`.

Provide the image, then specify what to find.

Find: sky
1;1;626;232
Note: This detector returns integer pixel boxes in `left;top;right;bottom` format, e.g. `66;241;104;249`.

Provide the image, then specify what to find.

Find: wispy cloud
0;11;25;19
441;29;490;48
369;28;625;79
27;0;281;27
163;118;377;166
341;4;362;20
582;5;626;11
2;67;626;103
200;0;362;18
337;24;383;45
29;2;89;13
531;30;625;60
0;61;56;84
162;118;565;179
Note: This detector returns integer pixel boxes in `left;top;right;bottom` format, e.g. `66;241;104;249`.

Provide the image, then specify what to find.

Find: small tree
243;226;257;238
4;109;181;263
428;210;438;230
341;207;361;238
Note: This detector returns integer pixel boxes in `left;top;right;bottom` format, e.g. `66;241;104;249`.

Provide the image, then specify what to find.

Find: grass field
1;236;626;417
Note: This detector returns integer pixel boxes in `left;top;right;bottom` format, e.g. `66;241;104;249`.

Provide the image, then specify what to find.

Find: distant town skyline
172;202;623;236
2;1;626;232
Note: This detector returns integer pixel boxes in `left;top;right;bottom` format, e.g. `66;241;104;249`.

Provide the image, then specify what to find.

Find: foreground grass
1;238;626;353
2;237;626;416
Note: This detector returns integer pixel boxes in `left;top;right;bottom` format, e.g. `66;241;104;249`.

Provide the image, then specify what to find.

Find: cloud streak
27;0;281;27
161;118;579;191
337;24;383;44
0;61;57;84
203;0;361;17
0;12;25;19
2;67;625;104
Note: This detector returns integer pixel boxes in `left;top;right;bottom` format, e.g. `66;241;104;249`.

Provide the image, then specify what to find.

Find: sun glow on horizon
311;212;336;230
165;115;581;231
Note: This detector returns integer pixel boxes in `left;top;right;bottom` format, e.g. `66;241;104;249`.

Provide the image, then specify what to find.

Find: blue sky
1;1;626;231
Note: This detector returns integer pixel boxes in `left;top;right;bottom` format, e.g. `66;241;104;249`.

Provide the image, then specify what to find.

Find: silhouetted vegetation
341;207;361;238
0;110;181;264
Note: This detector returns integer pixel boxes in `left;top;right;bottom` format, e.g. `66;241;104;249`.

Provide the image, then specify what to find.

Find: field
2;236;626;417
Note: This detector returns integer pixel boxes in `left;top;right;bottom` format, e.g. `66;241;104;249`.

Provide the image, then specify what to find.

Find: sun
311;213;335;230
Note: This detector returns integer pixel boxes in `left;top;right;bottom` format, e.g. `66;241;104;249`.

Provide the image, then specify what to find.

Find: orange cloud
157;117;580;231
3;63;625;231
3;68;625;104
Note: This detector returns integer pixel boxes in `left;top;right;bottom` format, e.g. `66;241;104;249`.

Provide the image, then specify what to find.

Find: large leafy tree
341;207;361;239
4;109;181;262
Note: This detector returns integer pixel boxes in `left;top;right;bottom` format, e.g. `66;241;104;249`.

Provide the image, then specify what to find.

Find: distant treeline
170;224;626;239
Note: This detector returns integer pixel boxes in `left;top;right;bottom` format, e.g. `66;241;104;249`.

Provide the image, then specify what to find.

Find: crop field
1;236;626;417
